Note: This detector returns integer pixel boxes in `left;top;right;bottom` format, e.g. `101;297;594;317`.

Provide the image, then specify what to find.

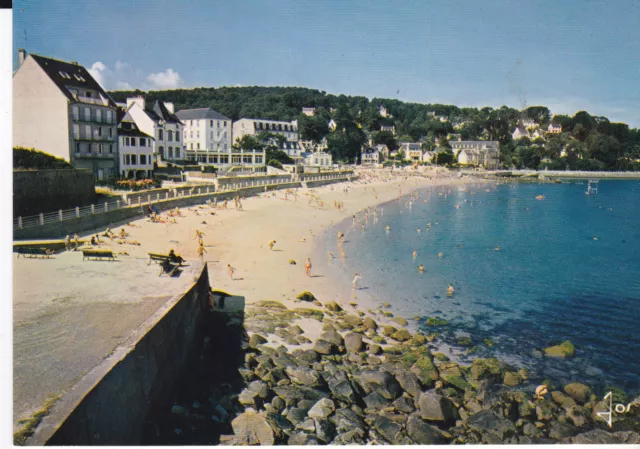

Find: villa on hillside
233;118;298;142
328;119;337;131
400;142;423;162
451;140;500;169
547;123;562;134
13;49;120;181
302;107;316;116
512;125;529;140
361;147;381;165
379;105;388;118
379;119;395;134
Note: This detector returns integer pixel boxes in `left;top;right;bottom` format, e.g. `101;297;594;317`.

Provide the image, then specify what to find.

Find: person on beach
197;243;207;260
227;264;236;280
352;273;362;289
305;258;312;277
64;235;71;251
412;250;417;259
385;225;390;232
73;233;80;250
90;235;97;246
418;264;425;273
447;284;454;296
361;223;365;231
268;240;276;250
438;252;443;258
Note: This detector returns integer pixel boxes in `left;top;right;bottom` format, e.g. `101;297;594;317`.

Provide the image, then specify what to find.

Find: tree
437;135;450;149
435;149;455;165
523;106;551;124
299;114;329;142
397;135;414;143
232;135;262;151
586;132;621;168
373;131;398;152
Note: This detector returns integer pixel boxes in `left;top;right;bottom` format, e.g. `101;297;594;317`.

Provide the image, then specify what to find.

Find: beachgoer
197;244;207;260
305;258;312;277
352;273;361;289
418;264;424;273
227;264;236;280
73;233;80;250
385;226;390;232
412;250;417;259
438;252;443;258
64;235;71;251
268;240;276;250
417;228;421;233
447;284;454;295
90;235;97;246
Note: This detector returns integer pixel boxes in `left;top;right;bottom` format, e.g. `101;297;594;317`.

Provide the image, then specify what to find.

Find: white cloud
87;61;112;89
115;60;131;72
146;69;183;89
115;80;134;90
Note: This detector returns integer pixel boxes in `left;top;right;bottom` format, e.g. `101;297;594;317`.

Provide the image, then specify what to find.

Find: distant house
531;129;545;140
422;151;435;163
118;119;154;179
447;133;461;142
233;118;298;143
328;119;337;131
375;144;389;160
302;107;316;116
302;151;332;167
547;123;562;134
512;126;529;140
13;49;120;181
522;119;537;128
399;142;423;162
379;119;395;134
361;147;380;165
379;105;388;118
450;141;500;169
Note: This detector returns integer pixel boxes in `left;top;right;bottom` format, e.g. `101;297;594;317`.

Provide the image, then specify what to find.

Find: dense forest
109;87;640;170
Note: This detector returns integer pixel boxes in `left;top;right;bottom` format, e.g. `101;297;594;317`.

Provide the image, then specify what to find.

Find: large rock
358;370;402;399
231;409;275;445
392;396;415;413
503;371;522;387
544;340;576;358
333;408;367;432
344;333;364;353
466;410;516;442
392;316;408;327
249;333;268;347
287;432;320;445
551;391;577;408
372;415;403;444
563;430;640;444
395;371;422;398
285;407;308;426
363;316;378;330
333;428;366;444
391;329;412;342
328;377;357;404
343;314;363;328
238;380;270;408
325;301;342;312
313;339;338;355
314;417;336;443
548;421;578;440
308;398;336;419
406;414;445;444
363;391;391;410
381;325;397;337
291;349;319;364
418;391;457;423
285;366;325;388
410;356;440;387
564;382;592;404
468;358;503;383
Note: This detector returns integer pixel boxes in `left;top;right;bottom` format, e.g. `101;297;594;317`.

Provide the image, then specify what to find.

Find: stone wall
13;169;96;217
30;263;211;445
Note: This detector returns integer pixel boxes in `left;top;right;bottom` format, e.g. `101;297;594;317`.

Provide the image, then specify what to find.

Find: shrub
13;147;73;169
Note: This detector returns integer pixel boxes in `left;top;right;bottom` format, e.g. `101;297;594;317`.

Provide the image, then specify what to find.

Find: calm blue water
317;180;640;394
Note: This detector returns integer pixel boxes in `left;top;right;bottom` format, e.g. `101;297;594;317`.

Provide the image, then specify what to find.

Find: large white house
547;123;562;134
117;119;154;179
302;151;332;167
175;108;232;164
13;50;120;181
124;97;183;163
361;147;381;165
400;142;423;162
233;118;298;143
451;141;500;169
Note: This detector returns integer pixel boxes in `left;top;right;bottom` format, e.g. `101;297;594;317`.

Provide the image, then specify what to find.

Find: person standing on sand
228;264;236;280
197;243;207;260
268;240;276;250
73;233;80;250
352;273;362;290
64;235;71;251
305;258;312;277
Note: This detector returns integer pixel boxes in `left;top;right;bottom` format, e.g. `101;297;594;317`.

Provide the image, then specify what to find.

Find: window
175;148;180;158
197;131;200;138
131;137;137;146
197;142;201;150
125;154;131;165
85;91;92;99
210;120;213;127
106;110;112;123
96;109;102;123
190;143;193;150
85;125;91;138
175;131;180;142
140;138;145;147
84;108;90;121
223;132;227;140
159;146;164;158
210;132;213;139
140;155;146;165
219;155;229;164
168;130;173;142
72;106;79;120
73;124;80;139
125;137;130;146
131;154;137;165
98;127;102;137
217;121;221;129
109;144;113;154
59;71;71;79
255;156;263;164
198;155;207;163
158;129;164;140
75;142;81;154
168;147;174;159
109;127;113;138
97;143;103;154
74;74;86;82
224;121;227;128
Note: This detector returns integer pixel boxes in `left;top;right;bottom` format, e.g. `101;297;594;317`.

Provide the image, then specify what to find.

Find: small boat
536;195;545;200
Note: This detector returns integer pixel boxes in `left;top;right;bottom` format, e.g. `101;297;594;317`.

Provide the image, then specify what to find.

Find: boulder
296;291;316;302
544;340;576;358
551;391;577;408
343;314;363;328
372;415;403;444
328;378;357;404
381;325;397;337
368;344;382;355
271;396;285;412
308;398;336;420
406;413;445;444
468;358;502;383
391;329;412;342
313;339;338;355
503;371;522;387
334;428;366;445
466;409;516;441
297;418;316;432
249;333;268;347
320;329;344;346
358;370;402;399
418;391;457;423
392;316;408;327
363;316;378;330
549;421;578;440
392;396;416;413
291;349;319;364
285;407;308;426
325;301;342;312
564;382;592;404
288;325;304;335
410;356;440;387
333;408;367;432
413;334;427;344
314;417;336;443
566;405;588;427
344;333;364;353
363;391;391;410
231;409;275;445
395;371;422;398
287;432;320;445
285;366;325;388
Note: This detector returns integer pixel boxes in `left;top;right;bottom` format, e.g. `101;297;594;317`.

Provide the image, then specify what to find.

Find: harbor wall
30;263;211;445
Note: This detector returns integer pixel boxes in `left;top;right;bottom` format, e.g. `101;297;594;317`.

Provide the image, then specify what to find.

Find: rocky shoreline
146;293;640;445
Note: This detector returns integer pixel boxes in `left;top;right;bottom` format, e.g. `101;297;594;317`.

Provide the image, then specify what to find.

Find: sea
316;179;640;396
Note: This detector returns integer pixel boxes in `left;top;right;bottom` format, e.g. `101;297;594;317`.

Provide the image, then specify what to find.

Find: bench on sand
148;252;185;276
16;247;54;259
82;249;116;261
148;252;170;265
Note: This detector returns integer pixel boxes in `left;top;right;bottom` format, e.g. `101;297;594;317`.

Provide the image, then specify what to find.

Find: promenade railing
13;172;352;232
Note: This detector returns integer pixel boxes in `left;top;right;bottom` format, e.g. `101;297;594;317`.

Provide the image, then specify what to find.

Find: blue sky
13;0;640;126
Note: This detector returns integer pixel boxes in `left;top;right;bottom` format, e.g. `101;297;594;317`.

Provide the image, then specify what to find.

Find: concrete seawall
28;263;211;445
14;177;351;241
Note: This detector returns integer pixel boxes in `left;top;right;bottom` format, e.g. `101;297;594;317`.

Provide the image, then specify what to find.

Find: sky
12;0;640;127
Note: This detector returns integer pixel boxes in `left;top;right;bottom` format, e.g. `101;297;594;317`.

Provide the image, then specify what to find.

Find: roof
175;108;230;121
29;54;117;107
451;140;500;146
150;101;182;124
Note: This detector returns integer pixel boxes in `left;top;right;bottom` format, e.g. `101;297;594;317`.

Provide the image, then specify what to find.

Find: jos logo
596;392;633;428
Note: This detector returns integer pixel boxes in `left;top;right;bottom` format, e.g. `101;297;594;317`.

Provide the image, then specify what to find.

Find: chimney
126;96;145;110
18;48;26;67
164;102;174;114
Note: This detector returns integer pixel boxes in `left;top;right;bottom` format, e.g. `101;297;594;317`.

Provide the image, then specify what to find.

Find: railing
13;172;353;231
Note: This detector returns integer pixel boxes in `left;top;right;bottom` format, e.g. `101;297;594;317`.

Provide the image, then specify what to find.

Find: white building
328;119;337;131
175;108;232;164
124;97;183;163
400;142;423;162
361;147;380;165
512;126;529;140
450;141;500;169
379;119;395;134
233;118;298;143
301;151;332;167
547;123;562;134
302;107;316;116
118;120;154;179
13;50;119;181
522;119;538;128
379;105;388;118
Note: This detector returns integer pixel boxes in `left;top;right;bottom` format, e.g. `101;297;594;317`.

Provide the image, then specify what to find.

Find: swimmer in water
417;228;421;233
494;246;500;251
438;252;443;258
418;264;424;273
447;284;454;295
412;250;417;259
385;226;390;232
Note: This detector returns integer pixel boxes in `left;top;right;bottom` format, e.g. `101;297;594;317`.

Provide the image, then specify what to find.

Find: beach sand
89;170;478;344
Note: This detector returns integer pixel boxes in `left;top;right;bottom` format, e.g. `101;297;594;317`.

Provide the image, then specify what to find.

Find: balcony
75;95;108;106
74;152;116;159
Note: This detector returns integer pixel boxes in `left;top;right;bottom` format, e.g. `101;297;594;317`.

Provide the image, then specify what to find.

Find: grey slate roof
175;108;230;121
29;53;117;107
149;101;182;124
